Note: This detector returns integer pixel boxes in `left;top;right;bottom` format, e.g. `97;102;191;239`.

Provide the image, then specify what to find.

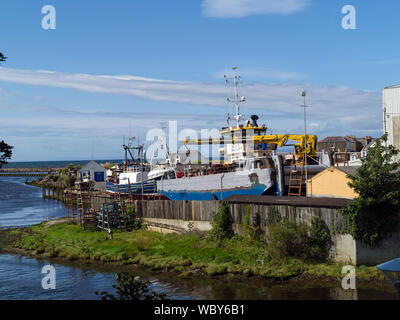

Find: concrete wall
355;216;400;265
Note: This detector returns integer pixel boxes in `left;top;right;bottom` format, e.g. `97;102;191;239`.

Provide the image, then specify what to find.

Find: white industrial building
383;85;400;155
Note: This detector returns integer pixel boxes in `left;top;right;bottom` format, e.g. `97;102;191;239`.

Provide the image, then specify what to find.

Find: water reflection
0;176;68;228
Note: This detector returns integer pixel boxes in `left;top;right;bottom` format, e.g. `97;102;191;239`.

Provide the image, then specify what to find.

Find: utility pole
220;173;225;201
140;144;144;201
301;91;308;197
383;105;388;147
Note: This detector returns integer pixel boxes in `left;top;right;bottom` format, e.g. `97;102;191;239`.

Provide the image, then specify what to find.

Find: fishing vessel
157;67;319;200
106;142;158;196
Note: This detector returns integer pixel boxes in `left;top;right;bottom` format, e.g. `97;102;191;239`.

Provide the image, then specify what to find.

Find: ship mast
225;66;245;128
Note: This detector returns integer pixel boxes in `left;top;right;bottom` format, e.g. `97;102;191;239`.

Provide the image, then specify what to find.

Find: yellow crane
184;134;318;158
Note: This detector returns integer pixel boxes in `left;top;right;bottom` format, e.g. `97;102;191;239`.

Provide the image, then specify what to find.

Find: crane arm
183;134;318;157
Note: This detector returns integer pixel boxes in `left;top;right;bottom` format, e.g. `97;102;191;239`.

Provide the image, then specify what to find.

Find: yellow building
307;166;360;199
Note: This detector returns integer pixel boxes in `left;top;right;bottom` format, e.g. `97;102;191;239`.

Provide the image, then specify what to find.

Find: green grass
7;222;383;281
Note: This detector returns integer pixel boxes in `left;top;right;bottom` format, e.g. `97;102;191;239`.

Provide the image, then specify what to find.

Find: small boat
106;143;159;195
106;168;157;194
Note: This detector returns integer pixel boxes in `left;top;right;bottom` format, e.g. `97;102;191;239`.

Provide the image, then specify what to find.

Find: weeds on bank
8;202;382;281
0;227;19;251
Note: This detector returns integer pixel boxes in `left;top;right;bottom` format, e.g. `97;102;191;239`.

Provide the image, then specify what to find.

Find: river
0;175;396;300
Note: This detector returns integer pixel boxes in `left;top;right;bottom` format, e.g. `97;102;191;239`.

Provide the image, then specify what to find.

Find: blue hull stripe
160;185;268;201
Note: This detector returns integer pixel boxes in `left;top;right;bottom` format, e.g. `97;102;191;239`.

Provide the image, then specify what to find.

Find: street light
377;258;400;300
301;91;308;197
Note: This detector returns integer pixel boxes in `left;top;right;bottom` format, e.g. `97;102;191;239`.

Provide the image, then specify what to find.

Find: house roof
384;85;400;90
78;160;106;172
336;166;361;176
319;136;374;145
319;136;347;143
309;165;360;181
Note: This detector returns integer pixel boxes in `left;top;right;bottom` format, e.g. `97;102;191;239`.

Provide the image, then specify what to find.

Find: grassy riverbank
2;221;383;282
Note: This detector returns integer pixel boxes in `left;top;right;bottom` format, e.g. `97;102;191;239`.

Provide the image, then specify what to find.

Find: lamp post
220;173;225;201
377;258;400;300
139;144;144;201
301;91;308;197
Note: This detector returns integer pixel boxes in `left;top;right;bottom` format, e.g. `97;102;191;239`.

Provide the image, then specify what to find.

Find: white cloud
214;67;305;80
0;110;228;161
0;67;380;118
0;66;384;157
201;0;310;18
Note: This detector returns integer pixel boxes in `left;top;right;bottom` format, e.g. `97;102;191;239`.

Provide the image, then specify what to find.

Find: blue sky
0;0;398;161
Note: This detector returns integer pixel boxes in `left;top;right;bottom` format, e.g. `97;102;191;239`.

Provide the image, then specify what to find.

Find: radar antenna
224;66;245;128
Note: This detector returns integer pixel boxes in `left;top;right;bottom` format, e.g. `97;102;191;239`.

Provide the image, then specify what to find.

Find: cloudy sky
0;0;397;161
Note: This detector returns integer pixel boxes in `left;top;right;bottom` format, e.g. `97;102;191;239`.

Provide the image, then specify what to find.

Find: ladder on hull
288;154;305;196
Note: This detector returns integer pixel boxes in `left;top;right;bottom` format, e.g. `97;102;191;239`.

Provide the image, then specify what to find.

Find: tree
341;134;400;246
0;52;6;62
0;53;12;168
0;141;13;168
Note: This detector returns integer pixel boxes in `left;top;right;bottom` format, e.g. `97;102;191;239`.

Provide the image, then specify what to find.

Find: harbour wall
134;198;400;266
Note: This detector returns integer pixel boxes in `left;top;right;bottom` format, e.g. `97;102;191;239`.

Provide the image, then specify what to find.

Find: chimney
364;136;372;147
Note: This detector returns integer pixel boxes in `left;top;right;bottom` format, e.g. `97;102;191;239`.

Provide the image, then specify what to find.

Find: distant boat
106;152;175;195
106;163;156;194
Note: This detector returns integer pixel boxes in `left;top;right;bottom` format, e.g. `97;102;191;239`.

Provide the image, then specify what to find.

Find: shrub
266;217;332;263
266;206;282;226
309;217;331;260
242;206;261;243
208;202;233;242
266;219;310;262
60;164;83;175
124;202;143;230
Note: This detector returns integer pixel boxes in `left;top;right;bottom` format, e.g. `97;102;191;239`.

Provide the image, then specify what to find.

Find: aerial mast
225;66;245;128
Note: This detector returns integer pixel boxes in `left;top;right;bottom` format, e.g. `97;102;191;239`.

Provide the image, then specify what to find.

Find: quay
0;167;61;173
0;167;61;177
0;173;50;177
